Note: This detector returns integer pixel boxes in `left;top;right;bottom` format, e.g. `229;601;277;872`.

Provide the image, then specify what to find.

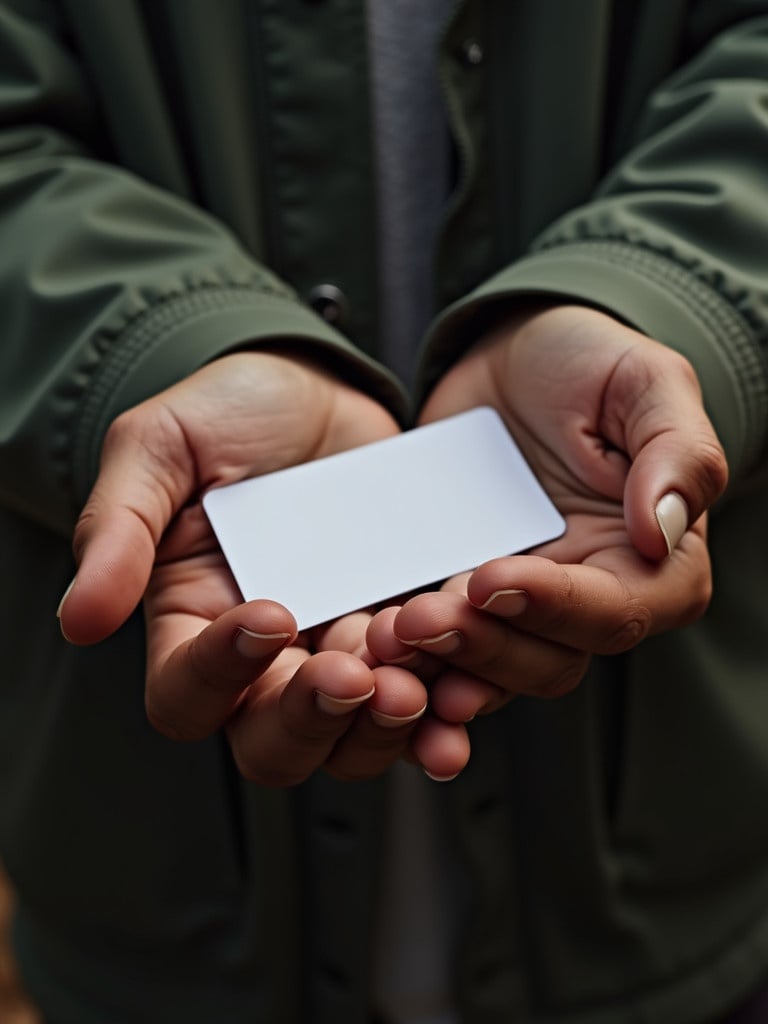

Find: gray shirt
367;5;459;1023
366;0;451;388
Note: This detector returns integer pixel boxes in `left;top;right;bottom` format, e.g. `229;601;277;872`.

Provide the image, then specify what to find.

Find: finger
144;599;297;740
365;606;445;680
368;605;509;721
313;609;378;666
368;593;511;727
429;670;510;723
439;571;472;596
394;591;590;697
227;650;377;787
323;665;428;781
58;403;193;644
57;504;157;645
467;547;712;651
409;716;472;782
610;343;728;560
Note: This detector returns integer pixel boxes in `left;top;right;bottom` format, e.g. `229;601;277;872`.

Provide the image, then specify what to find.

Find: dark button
458;38;484;66
307;283;348;326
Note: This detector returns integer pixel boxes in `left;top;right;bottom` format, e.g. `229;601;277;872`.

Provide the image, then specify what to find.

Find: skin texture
58;305;728;782
367;305;728;724
57;349;470;784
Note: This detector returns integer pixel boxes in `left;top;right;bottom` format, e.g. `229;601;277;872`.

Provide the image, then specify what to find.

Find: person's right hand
56;350;469;785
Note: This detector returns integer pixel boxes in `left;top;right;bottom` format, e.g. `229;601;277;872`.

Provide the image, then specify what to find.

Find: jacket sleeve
0;2;407;536
424;14;768;485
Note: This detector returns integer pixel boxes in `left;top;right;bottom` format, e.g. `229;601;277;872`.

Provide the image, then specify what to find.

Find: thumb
57;503;157;645
620;368;729;561
598;335;730;561
57;405;193;644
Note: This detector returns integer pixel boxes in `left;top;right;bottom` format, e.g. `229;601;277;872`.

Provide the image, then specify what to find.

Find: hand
368;304;728;715
56;350;468;784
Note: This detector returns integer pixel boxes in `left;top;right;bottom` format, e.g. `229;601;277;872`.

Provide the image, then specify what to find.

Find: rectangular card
202;406;565;630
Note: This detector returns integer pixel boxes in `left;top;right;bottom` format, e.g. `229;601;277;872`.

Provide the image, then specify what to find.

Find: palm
63;348;400;653
61;350;473;782
489;337;712;583
144;506;298;676
410;304;727;661
422;306;711;569
364;305;724;715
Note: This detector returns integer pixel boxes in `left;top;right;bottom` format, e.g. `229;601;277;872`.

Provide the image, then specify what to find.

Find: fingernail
384;651;419;666
234;627;292;658
370;703;427;729
56;576;76;620
424;770;460;783
401;630;462;655
478;589;528;616
56;577;76;642
315;686;375;717
655;492;688;555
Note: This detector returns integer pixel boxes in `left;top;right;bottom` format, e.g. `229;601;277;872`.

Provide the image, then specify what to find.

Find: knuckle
654;351;728;501
598;604;653;655
694;436;729;502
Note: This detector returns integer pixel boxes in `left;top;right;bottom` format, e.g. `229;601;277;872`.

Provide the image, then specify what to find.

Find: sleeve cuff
420;239;768;481
72;283;410;503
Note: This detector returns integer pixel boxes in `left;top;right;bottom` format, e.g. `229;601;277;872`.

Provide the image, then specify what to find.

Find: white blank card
203;406;565;630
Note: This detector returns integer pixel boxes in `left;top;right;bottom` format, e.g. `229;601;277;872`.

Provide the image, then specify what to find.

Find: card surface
202;407;565;630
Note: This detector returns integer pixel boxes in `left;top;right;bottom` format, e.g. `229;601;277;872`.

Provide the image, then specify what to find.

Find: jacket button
307;283;348;327
458;38;484;66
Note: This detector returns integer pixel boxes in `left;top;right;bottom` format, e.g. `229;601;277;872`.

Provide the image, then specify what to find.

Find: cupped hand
56;350;469;784
368;304;728;710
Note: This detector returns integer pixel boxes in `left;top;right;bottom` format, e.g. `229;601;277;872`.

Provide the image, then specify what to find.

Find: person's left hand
367;304;729;722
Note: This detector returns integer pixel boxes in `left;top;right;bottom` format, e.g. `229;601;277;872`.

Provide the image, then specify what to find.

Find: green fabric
423;240;766;481
1;1;768;1022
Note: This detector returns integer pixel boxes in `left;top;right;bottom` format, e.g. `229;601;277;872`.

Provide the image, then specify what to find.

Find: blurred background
0;864;39;1024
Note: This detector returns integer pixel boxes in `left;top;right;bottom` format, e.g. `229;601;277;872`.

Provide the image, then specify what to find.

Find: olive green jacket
1;2;768;1022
